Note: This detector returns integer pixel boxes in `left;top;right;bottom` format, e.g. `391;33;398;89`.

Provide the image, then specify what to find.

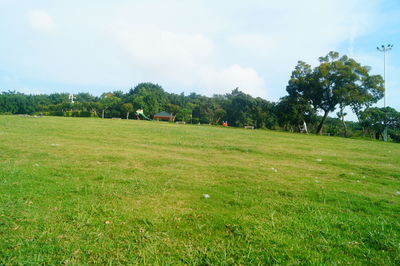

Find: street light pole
376;44;393;142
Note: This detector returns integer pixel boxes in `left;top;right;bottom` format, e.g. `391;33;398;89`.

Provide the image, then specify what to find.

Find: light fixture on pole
376;44;393;142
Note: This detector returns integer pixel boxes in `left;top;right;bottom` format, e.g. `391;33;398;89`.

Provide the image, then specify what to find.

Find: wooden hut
154;111;175;121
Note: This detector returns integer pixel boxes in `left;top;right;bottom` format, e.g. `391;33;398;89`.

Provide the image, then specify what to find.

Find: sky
1;0;399;114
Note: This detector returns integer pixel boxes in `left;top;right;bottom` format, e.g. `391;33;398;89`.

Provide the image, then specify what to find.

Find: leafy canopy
286;51;384;134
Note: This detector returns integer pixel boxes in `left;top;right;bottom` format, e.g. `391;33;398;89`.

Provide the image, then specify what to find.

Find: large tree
287;52;384;134
224;88;255;127
131;83;168;117
192;96;225;124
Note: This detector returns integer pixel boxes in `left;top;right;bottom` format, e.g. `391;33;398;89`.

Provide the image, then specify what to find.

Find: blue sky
1;0;399;114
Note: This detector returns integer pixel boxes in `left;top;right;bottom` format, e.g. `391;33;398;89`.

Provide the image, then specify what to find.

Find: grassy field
0;115;399;264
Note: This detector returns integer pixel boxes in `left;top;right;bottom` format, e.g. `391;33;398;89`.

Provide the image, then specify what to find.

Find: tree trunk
126;112;129;120
102;109;105;119
341;115;348;137
303;120;308;134
316;110;329;134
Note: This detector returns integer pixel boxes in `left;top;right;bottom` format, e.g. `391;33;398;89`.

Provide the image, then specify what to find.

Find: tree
349;74;384;121
165;104;180;115
131;83;168;117
275;96;316;132
287;52;384;134
335;60;384;137
84;101;101;117
224;88;255;127
121;103;134;119
176;108;191;122
192;97;225;124
336;108;348;137
48;93;69;105
99;93;121;118
360;107;400;140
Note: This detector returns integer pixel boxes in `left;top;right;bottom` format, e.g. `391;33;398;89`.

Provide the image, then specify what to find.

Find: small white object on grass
34;163;40;167
203;194;210;199
271;168;277;172
50;144;60;146
316;159;322;162
395;191;400;195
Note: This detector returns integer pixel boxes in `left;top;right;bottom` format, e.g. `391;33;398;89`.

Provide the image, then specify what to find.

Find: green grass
0;115;399;265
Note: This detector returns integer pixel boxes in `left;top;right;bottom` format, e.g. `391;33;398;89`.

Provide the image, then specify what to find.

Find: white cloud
28;9;56;32
112;22;266;96
229;34;275;53
197;65;266;97
113;23;214;76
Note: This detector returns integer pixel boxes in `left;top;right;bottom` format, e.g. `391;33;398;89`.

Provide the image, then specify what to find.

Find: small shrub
71;111;80;117
79;111;93;117
49;111;64;116
390;133;400;143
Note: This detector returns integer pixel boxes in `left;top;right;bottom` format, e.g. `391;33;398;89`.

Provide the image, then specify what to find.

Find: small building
154;111;175;121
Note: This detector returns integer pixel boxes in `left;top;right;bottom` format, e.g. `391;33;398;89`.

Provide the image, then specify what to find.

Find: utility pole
376;44;393;142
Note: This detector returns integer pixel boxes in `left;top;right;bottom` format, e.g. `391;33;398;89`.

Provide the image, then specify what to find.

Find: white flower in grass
203;194;210;199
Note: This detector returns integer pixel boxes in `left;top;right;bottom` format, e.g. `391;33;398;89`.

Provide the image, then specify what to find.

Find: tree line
1;51;399;142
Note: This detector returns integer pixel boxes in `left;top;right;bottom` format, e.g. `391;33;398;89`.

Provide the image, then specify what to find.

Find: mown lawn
0;115;399;264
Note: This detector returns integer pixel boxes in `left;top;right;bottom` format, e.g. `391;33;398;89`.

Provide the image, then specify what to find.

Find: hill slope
0;116;399;264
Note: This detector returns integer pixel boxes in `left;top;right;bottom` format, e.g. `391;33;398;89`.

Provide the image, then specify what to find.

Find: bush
48;111;64;116
71;111;80;117
390;133;400;143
